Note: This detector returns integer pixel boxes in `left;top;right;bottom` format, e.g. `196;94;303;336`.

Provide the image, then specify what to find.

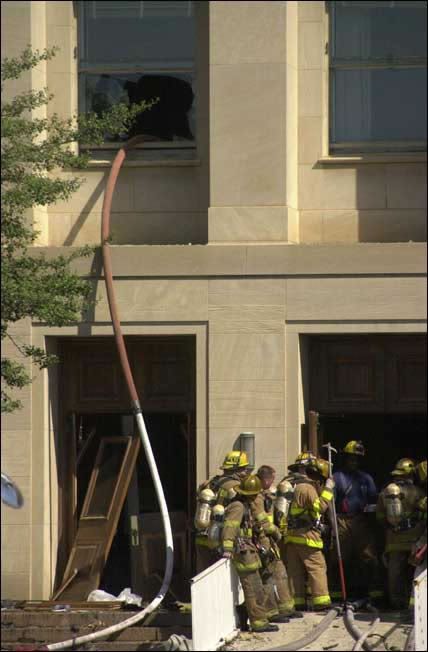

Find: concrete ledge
30;243;427;278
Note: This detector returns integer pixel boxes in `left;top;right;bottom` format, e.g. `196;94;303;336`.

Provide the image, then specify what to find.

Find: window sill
317;153;427;165
86;158;201;168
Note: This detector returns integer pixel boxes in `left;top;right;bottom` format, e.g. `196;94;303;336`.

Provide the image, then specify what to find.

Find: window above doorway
328;1;427;154
78;1;196;150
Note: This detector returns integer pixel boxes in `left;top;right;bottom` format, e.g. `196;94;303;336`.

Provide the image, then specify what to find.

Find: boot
282;610;304;619
312;605;331;613
252;623;279;633
269;614;290;623
236;603;249;631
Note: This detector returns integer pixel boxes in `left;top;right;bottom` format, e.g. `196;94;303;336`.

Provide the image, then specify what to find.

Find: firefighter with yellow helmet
283;452;334;611
377;458;426;609
221;474;287;633
194;450;249;573
328;440;383;603
250;465;303;620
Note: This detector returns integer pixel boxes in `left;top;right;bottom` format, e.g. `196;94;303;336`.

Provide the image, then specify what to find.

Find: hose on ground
344;602;374;652
42;135;174;651
262;607;342;652
352;616;381;651
404;626;415;651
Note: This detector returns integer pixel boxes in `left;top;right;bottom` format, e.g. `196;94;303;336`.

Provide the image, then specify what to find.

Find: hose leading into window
43;136;174;651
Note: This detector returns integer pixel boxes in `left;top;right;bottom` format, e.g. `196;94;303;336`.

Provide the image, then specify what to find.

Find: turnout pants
285;542;331;609
233;548;272;631
328;514;383;601
261;558;296;615
387;551;414;610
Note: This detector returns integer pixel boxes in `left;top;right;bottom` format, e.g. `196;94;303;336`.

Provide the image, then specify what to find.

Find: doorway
56;336;196;601
62;410;194;600
307;334;427;480
316;413;427;489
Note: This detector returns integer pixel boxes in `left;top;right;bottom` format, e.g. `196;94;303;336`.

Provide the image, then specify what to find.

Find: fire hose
24;136;174;651
263;606;342;651
344;601;376;652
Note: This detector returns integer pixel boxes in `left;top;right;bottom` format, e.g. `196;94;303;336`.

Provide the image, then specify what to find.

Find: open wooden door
54;434;140;601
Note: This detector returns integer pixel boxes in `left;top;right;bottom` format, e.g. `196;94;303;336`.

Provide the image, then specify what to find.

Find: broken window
78;1;196;146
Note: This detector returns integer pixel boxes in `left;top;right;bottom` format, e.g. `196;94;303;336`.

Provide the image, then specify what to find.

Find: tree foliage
1;47;150;413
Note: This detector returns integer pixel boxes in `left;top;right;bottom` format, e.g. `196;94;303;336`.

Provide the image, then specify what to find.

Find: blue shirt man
328;440;383;602
333;467;378;515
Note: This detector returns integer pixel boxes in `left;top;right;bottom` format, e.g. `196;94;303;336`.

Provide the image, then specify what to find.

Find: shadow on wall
309;160;427;244
356;163;427;243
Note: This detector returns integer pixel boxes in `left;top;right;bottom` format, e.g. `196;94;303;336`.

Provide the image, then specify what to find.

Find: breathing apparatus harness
285;473;326;535
383;478;421;532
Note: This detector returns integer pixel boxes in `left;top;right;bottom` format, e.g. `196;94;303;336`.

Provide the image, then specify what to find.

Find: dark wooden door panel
310;335;426;414
385;336;427;413
311;338;385;413
60;337;195;413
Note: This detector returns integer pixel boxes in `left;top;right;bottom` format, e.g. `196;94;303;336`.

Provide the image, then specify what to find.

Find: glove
325;478;335;491
222;551;232;559
271;527;282;543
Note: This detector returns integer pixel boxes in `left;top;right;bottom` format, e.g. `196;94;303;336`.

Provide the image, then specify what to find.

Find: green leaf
2;47;151;413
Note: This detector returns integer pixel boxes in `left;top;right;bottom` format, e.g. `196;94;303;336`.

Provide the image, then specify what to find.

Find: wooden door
310;335;427;414
385;336;427;413
55;435;140;601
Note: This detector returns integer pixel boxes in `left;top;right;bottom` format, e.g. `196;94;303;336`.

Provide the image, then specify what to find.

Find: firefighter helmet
391;458;416;477
287;451;316;472
236;474;262;496
416;460;427;484
221;451;249;470
343;440;366;456
313;458;330;480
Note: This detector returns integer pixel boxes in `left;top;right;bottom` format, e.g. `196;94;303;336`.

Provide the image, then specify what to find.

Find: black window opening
78;1;196;148
329;1;427;153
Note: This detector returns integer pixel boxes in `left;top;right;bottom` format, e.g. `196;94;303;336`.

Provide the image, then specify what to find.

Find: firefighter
408;460;427;610
194;450;249;573
252;465;303;619
222;474;287;633
284;453;334;611
377;458;426;610
328;440;383;604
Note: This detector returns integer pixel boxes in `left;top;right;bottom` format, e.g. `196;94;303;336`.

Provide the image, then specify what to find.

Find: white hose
45;412;174;650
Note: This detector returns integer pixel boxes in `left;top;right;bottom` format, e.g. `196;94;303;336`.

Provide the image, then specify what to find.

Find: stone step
1;609;190;630
1;624;191;644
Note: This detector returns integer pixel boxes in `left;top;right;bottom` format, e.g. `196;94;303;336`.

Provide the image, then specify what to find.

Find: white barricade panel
191;558;243;651
414;567;427;652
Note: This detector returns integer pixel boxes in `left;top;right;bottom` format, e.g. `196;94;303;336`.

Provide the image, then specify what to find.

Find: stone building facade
1;1;427;600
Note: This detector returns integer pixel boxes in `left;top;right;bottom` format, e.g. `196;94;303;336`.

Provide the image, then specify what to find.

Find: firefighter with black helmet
221;474;287;633
377;458;426;609
194;450;249;572
328;440;383;603
284;453;334;611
